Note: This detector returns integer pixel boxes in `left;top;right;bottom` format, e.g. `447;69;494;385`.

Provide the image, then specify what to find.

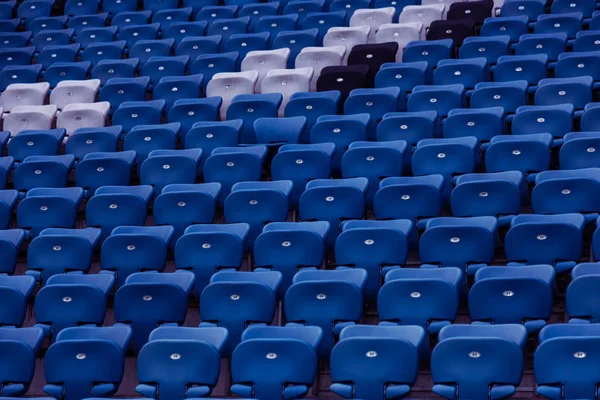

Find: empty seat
99;77;150;110
75;151;136;193
74;26;117;49
50;80;101;110
227;94;282;144
324;26;371;64
117;23;160;48
350;7;396;41
494;54;549;86
0;228;25;274
434;58;490;89
255;116;307;147
0;65;40;91
8;128;65;162
296;47;346;91
56;102;111;135
0;82;49;112
375;23;424;62
273;29;320;69
168;97;222;134
241;49;290;93
403;39;454;68
206;16;250;43
427;20;476;46
113;100;166;132
206;71;258;120
141;56;191;88
196;5;237;23
302;11;346;43
345;87;403;140
481;16;529;42
408;84;465;117
511;104;573;138
400;4;445;28
443;107;505;141
32;29;74;52
500;0;544;21
534;12;583;39
261;68;313;117
377;111;438;145
0;158;14;192
0;327;44;397
535;76;593;109
560;131;600;169
44;62;91;89
13;154;74;191
183;120;242;163
164;21;209;44
66;126;123;160
224;32;269;61
0;274;35;326
190;51;239;82
140;149;202;193
91;59;140;86
284;91;341;140
515;33;569;62
485;133;553;173
129;39;176;65
317;65;370;100
447;0;493;26
532;169;600;214
255;14;299;42
348;42;399;85
175;35;222;59
567;263;600;323
374;175;444;220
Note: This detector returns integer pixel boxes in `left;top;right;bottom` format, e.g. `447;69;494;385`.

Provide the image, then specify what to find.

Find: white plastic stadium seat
296;46;345;91
350;7;396;42
375;22;424;61
0;82;50;112
206;70;259;120
399;4;446;28
56;102;111;134
241;48;291;93
323;25;370;64
4;105;58;135
261;68;313;117
50;79;102;110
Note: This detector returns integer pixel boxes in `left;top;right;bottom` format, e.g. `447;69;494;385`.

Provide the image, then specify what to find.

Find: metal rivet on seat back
296;159;303;164
249;200;258;205
86;139;93;144
97;167;104;172
34;170;42;175
282;241;291;247
366;156;374;161
227;161;235;167
537;234;547;240
317;293;326;300
562;189;571;195
479;192;488;197
202;243;211;249
178;202;186;207
163;164;170;169
127;245;136;251
588;147;596;153
76;353;86;360
450;237;460;243
512;150;521;155
364;239;374;245
306;105;313;110
410;292;421;298
27;141;34;146
437;153;445;158
469;352;481;358
40;206;48;211
401;194;410;200
143;295;152;301
109;204;117;209
574;352;586;358
366;351;377;358
503;290;514;297
230;294;240;300
53;245;61;251
170;353;181;360
326;196;334;202
62;296;72;302
266;353;277;359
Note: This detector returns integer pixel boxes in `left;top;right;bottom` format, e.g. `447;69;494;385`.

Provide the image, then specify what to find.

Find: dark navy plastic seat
140;149;202;193
531;168;600;214
0;274;34;326
8;128;65;162
123;123;180;164
0;327;44;397
511;104;574;138
566;263;600;323
75;151;137;193
374;175;444;221
66;126;123;160
183;120;242;165
13;154;75;191
560;131;600;169
443;107;505;141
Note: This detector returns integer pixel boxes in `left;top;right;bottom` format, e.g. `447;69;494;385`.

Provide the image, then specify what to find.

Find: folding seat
295;47;345;92
505;213;585;272
310;113;370;173
8;128;65;163
206;17;250;43
513;105;573;138
66;126;123;160
86;185;154;239
112;100;165;134
485;133;553;173
184;120;242;163
255;14;299;42
470;265;554;332
111;10;152;29
195;5;238;23
64;0;99;15
255;116;307;147
141;56;191;88
377;110;438;145
75;151;136;193
379;268;462;333
374;175;444;220
230;325;322;399
329;0;370;22
153;7;193;30
124;123;181;164
581;102;600;131
336;219;412;301
0;228;25;273
261;68;314;117
91;59;139;86
0;274;35;326
140;149;202;193
535;76;593;109
374;23;424;62
164;21;208;44
350;7;396;42
554;51;600;81
74;26;117;49
427;20;476;47
573;30;600;52
13;154;74;191
153;76;204;112
534;12;583;39
0;326;44;397
552;0;597;16
190;52;239;83
301;11;346;43
56;102;111;135
284;0;324;23
515;33;568;61
431;324;526;400
408;84;465;117
493;54;549;87
68;13;108;34
136;327;229;399
399;4;445;29
443;107;504;142
273;29;319;69
560;131;600;169
49;79;101;110
0;64;42;92
402;39;454;69
32;29;74;52
480;15;529;42
0;0;15;20
17;187;84;237
81;40;126;65
500;0;545;21
566;263;600;322
154;183;221;241
451;171;525;218
0;47;35;71
3;105;57;136
99;77;150;110
226;93;282;144
531;168;600;215
168;97;222;134
43;325;132;400
224;32;270;62
535;324;600;399
433;58;489;89
299;178;369;247
129;39;175;64
206;71;258;121
200;271;281;354
470;80;528;113
0;82;49;112
285;269;366;355
324;26;370;64
330;325;426;399
447;0;493;27
175;35;222;59
347;42;400;85
342;141;407;204
0;32;31;50
239;3;279;31
241;48;291;92
459;36;510;65
284;91;341;136
34;272;114;338
0;18;19;33
175;223;249;295
44;62;91;89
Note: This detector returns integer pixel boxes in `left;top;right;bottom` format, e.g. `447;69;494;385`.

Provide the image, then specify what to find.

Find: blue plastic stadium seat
443;107;505;141
284;0;324;22
377;111;438;145
0;64;42;92
560;131;600;169
470;265;555;332
86;185;154;239
505;213;585;273
27;227;102;284
481;16;529;42
420;217;498;274
74;151;136;193
581;102;600;131
189;51;238;81
164;21;208;44
123;123;180;164
0;47;35;72
153;7;193;30
573;30;600;52
470;80;528;113
461;36;510;64
511;104;574;138
224;32;270;62
0;32;31;50
375;62;427;93
254;221;329;291
196;5;238;23
403;39;454;71
0;0;15;20
203;146;268;203
515;33;568;61
74;26;117;49
493;54;548;86
200;271;281;354
224;181;293;248
299;178;368;248
535;324;600;399
408;84;465;117
176;35;222;59
44;62;91;88
0;157;13;192
99;77;149;110
175;223;250;296
227;93;283;144
136;326;229;399
555;51;600;81
32;29;74;52
330;325;426;400
81;41;126;65
255;14;298;43
273;29;319;68
501;0;545;21
141;56;191;88
451;171;526;218
68;13;108;33
36;44;80;69
129;39;175;64
284;91;341;139
153;183;221;241
531;169;600;214
17;187;83;237
112;100;165;133
330;0;369;21
0;327;44;397
254;116;307;147
374;175;444;220
114;271;194;351
168;97;222;134
566;263;600;322
239;3;279;31
184;120;242;165
0;274;35;326
535;76;593;109
104;0;137;13
432;324;527;400
153;75;204;111
285;269;366;355
0;228;25;273
64;0;99;15
13;154;75;191
29;15;67;35
230;326;322;400
379;268;462;334
110;10;152;30
433;58;489;90
117;23;160;48
344;88;403;140
102;226;174;287
301;11;346;43
534;12;583;38
65;126;123;160
207;17;250;44
485;133;553;173
139;149;202;193
34;273;115;339
91;59;139;86
43;325;132;400
7;128;65;162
